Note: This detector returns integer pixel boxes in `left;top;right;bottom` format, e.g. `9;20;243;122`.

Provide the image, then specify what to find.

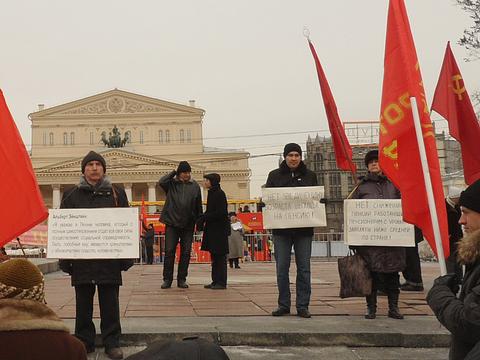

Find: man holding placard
265;143;319;319
349;150;406;320
58;151;133;360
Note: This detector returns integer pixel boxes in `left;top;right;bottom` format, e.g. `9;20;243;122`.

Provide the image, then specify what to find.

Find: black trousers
211;253;227;287
163;225;193;282
402;243;423;286
74;284;121;350
146;245;154;264
371;272;400;294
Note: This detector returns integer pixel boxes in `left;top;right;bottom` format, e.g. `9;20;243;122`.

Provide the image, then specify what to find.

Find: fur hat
364;150;379;168
283;143;302;157
203;173;221;187
177;161;192;174
81;151;106;173
459;179;480;213
0;259;45;302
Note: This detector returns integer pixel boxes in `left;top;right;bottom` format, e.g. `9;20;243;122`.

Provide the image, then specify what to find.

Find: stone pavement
45;260;439;319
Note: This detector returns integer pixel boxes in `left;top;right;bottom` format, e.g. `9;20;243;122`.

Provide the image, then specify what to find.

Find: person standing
227;212;244;269
427;179;480;360
59;151;133;359
265;143;318;318
401;227;425;291
198;173;230;290
159;161;203;289
141;223;155;265
445;186;464;282
350;150;405;320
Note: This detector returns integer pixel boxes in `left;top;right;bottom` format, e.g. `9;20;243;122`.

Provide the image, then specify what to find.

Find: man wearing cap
427;179;480;360
265;143;318;318
158;161;203;289
59;151;133;359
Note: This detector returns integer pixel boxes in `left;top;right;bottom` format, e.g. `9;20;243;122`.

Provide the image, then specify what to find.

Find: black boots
387;292;404;319
365;291;377;319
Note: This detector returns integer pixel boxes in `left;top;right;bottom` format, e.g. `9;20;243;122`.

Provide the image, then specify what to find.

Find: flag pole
410;97;447;275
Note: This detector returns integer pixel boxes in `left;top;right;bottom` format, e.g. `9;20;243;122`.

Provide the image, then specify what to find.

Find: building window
187;129;192;143
179;129;185;143
159;130;163;143
43;132;47;146
90;132;94;145
165;130;170;143
49;132;54;146
140;131;144;144
70;132;75;145
63;132;68;145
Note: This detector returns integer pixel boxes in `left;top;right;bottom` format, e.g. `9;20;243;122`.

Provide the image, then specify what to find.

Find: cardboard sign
344;199;414;247
262;186;326;229
47;208;139;259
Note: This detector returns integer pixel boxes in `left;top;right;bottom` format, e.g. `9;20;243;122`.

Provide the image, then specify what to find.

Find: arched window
70;132;75;145
165;130;170;143
179;129;185;143
49;132;54;146
159;130;163;143
63;132;68;145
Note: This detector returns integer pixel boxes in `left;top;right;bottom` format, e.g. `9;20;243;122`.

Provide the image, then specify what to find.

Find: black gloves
433;274;460;294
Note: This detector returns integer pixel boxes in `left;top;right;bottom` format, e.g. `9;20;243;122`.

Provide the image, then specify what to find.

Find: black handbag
337;251;372;298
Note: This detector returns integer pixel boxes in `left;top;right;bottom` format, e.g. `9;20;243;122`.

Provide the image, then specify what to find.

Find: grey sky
0;1;477;197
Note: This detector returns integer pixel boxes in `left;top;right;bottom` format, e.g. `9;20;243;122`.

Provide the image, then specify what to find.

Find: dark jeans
74;284;120;350
273;234;312;310
146;245;154;264
211;253;227;287
163;225;194;282
402;243;423;286
371;272;400;294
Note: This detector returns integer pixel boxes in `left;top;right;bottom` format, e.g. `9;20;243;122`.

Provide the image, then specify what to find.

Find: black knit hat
81;151;106;173
459;179;480;213
364;150;379;168
177;161;192;174
203;173;221;186
283;143;302;157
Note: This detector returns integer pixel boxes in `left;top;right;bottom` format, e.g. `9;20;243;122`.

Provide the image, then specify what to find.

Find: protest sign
262;186;326;229
47;208;139;259
344;199;414;247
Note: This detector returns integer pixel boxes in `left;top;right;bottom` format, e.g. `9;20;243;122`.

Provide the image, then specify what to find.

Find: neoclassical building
30;89;250;210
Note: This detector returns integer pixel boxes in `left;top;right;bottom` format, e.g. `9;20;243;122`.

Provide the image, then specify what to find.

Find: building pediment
30;89;204;118
35;149;205;175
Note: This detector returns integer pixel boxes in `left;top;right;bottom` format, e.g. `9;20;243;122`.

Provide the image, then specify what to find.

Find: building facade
30;89;250;210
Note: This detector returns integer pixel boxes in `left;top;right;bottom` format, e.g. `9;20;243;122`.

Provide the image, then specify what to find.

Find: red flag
308;40;357;176
140;194;147;228
0;90;48;247
431;42;480;185
379;0;449;258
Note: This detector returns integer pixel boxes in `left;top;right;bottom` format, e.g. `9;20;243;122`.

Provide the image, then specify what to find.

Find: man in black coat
59;151;134;360
158;161;203;289
265;143;318;318
141;223;155;265
198;173;230;289
427;179;480;360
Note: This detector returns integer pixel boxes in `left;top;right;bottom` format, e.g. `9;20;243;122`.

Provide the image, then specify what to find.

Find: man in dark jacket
446;187;464;281
141;223;155;265
265;143;318;318
159;161;203;289
427;179;480;360
59;151;133;360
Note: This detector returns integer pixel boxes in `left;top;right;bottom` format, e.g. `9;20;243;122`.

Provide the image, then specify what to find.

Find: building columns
124;183;132;202
147;182;156;213
52;184;61;209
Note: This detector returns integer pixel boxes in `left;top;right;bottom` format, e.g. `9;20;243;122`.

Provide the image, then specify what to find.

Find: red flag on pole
379;0;450;259
307;40;357;177
0;90;48;247
431;42;480;185
140;194;147;226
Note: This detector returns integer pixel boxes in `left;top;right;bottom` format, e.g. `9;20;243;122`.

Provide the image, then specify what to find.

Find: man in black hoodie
265;143;318;318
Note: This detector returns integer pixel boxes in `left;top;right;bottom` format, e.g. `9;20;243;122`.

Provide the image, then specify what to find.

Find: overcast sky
0;0;477;197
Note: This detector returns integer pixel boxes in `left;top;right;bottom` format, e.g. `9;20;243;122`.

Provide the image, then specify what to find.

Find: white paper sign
47;208;139;259
262;186;326;229
344;199;415;247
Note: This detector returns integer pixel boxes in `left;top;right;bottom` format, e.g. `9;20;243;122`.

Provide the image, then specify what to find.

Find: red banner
237;212;264;231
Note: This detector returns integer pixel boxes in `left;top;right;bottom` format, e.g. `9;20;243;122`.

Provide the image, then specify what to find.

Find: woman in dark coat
198;173;230;289
350;150;406;320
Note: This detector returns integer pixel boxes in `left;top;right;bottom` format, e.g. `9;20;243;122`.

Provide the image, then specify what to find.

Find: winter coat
142;224;155;247
350;172;406;273
427;229;480;360
265;160;318;236
228;222;244;259
0;299;87;360
159;171;203;229
58;176;134;286
199;185;230;255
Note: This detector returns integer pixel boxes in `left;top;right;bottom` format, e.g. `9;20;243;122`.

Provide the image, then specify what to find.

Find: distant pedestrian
227;212;244;269
401;227;424;291
198;173;230;290
141;223;155;265
445;186;464;282
158;161;203;289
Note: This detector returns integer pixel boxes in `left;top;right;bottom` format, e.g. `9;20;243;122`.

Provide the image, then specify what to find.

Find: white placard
344;199;415;247
47;208;139;259
262;186;326;229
